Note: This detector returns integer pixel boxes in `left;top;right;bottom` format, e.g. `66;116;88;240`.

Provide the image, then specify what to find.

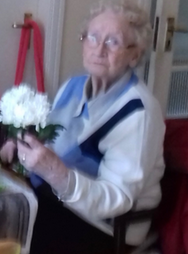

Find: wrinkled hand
0;140;16;164
17;134;69;187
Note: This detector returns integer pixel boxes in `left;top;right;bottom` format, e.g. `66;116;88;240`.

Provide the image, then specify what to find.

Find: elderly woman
0;0;165;253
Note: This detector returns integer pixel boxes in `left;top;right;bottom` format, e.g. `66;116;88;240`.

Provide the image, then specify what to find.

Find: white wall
0;0;39;95
59;0;93;84
0;0;66;99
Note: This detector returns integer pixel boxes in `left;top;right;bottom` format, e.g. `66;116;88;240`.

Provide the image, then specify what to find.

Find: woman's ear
129;47;142;68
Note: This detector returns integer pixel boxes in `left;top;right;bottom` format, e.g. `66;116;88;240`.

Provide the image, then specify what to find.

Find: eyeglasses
80;32;135;52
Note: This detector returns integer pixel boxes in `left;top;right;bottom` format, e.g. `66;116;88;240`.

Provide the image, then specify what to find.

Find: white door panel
148;0;181;116
0;0;65;100
0;1;38;95
148;0;188;118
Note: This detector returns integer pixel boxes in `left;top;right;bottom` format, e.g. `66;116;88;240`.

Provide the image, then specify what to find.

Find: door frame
147;0;180;115
37;0;66;100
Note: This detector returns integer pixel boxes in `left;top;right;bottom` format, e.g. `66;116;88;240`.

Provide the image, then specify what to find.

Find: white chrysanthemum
0;84;51;131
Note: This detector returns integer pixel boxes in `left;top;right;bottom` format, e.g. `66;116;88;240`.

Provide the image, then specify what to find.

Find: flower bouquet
0;85;62;175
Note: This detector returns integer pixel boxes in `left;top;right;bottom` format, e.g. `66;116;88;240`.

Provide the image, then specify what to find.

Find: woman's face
82;10;140;82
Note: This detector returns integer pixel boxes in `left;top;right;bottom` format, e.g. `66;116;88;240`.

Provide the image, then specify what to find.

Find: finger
2;140;16;149
17;130;29;140
17;132;22;140
0;140;16;163
17;146;35;173
7;148;16;163
17;139;32;154
22;134;41;149
17;150;28;168
17;148;24;162
0;149;7;163
17;132;31;148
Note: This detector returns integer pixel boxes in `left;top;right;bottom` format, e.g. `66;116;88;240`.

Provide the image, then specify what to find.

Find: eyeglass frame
80;32;136;52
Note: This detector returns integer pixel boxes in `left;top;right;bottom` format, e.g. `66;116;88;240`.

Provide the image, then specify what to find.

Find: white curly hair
80;0;152;54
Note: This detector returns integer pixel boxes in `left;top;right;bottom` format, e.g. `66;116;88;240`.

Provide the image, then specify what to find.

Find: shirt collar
74;69;135;117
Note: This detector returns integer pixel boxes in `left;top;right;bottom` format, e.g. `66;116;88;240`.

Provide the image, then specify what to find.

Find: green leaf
2;124;64;143
0;185;5;193
37;124;64;142
13;162;26;175
7;125;22;139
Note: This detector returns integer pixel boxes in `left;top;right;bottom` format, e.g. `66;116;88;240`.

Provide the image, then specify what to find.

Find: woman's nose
95;42;106;57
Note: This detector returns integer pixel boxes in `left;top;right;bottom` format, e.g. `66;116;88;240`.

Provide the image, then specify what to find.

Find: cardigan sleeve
61;108;165;219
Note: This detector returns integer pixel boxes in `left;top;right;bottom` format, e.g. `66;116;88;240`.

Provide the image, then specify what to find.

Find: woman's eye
106;38;119;47
87;34;97;43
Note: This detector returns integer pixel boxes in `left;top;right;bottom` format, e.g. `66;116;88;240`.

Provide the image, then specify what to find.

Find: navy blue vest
30;74;144;188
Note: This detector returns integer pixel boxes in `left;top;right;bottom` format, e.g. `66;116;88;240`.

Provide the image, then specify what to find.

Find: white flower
0;84;51;131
